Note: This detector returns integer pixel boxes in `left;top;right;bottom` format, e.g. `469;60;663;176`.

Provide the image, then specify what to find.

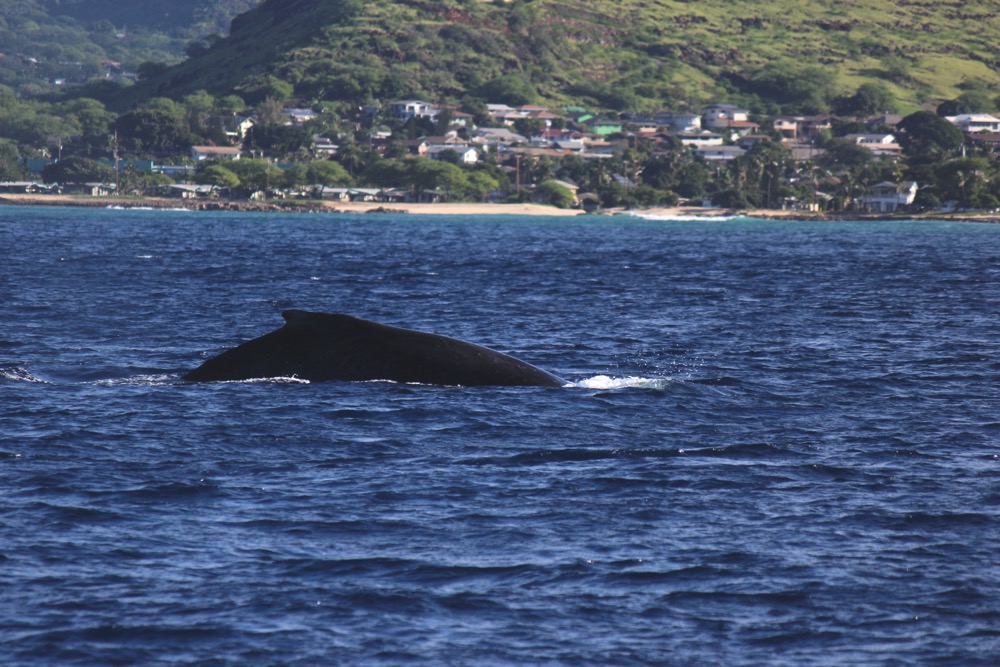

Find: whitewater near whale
185;310;566;387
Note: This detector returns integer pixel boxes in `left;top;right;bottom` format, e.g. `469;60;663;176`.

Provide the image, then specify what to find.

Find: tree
196;163;241;190
897;110;965;162
181;90;216;136
935;157;997;209
224;159;283;195
640;145;711;199
255;97;287;127
819;138;873;170
113;108;193;155
243;124;313;160
41;157;114;184
137;61;169;81
240;76;293;105
0;142;25;181
747;65;836;113
937;90;996;116
284;160;352;188
836;82;898;116
476;74;538;106
465;170;501;202
535;180;575;208
213;95;247;117
56;98;115;138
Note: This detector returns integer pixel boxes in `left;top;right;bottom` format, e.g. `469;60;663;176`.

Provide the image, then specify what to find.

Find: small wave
221;376;312;384
629;212;741;222
104;205;190;212
0;366;47;383
571;375;672;390
93;374;180;386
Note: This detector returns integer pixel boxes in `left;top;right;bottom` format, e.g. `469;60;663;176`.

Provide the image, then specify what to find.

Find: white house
678;131;725;147
845;133;903;158
945;114;1000;134
390;100;440;123
859;181;918;213
702;104;751;129
660;112;702;133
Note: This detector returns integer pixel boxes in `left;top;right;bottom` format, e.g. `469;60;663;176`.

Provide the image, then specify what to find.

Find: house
782;140;826;162
552;139;586;153
390;100;440;123
522;107;561;125
695;145;747;161
423;133;468;147
426;145;479;164
471;128;528;149
529;128;584;145
772;115;832;140
737;134;774;150
285;108;319;125
678;131;725;147
402;139;430;157
0;181;50;194
62;182;116;196
845;133;903;158
859;181;918;212
446;110;474;127
659;112;702;133
313;135;338;156
169;184;216;199
965;132;1000;152
191;146;242;161
702;104;751;129
216;115;255;143
319;187;385;202
945;114;1000;134
588;120;624;136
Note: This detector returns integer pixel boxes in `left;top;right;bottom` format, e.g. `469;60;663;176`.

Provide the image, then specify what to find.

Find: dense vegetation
110;0;1000;114
0;1;260;95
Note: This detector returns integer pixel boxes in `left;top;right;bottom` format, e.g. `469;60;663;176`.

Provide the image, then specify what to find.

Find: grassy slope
126;0;1000;111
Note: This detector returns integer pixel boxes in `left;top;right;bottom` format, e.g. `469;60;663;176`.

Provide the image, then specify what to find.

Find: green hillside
120;0;1000;113
0;1;260;94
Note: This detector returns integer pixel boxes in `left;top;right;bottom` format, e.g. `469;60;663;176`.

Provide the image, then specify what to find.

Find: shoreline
2;193;998;223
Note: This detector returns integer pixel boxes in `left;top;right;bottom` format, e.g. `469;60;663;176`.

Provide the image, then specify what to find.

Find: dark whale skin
184;310;565;387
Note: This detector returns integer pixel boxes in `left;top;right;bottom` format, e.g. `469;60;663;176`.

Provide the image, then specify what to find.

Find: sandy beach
2;193;998;222
0;194;587;216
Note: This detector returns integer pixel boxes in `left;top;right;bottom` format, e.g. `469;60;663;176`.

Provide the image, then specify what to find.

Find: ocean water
2;205;999;666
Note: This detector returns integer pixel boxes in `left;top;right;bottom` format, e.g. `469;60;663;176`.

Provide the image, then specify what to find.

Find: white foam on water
629;212;741;222
0;366;47;383
571;375;672;390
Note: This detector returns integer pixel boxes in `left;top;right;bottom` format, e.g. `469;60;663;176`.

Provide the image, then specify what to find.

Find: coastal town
1;95;998;217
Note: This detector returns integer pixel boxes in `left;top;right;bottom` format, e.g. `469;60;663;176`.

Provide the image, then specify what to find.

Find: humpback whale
184;310;565;387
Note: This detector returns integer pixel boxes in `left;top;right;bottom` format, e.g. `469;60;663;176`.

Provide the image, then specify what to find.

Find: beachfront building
859;181;919;213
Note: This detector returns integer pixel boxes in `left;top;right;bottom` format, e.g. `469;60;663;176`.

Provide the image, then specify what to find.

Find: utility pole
110;131;120;196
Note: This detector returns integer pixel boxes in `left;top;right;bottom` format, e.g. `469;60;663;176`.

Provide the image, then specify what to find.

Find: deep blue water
2;205;999;666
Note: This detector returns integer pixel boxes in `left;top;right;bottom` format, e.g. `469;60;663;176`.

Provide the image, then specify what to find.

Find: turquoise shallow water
2;206;999;665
